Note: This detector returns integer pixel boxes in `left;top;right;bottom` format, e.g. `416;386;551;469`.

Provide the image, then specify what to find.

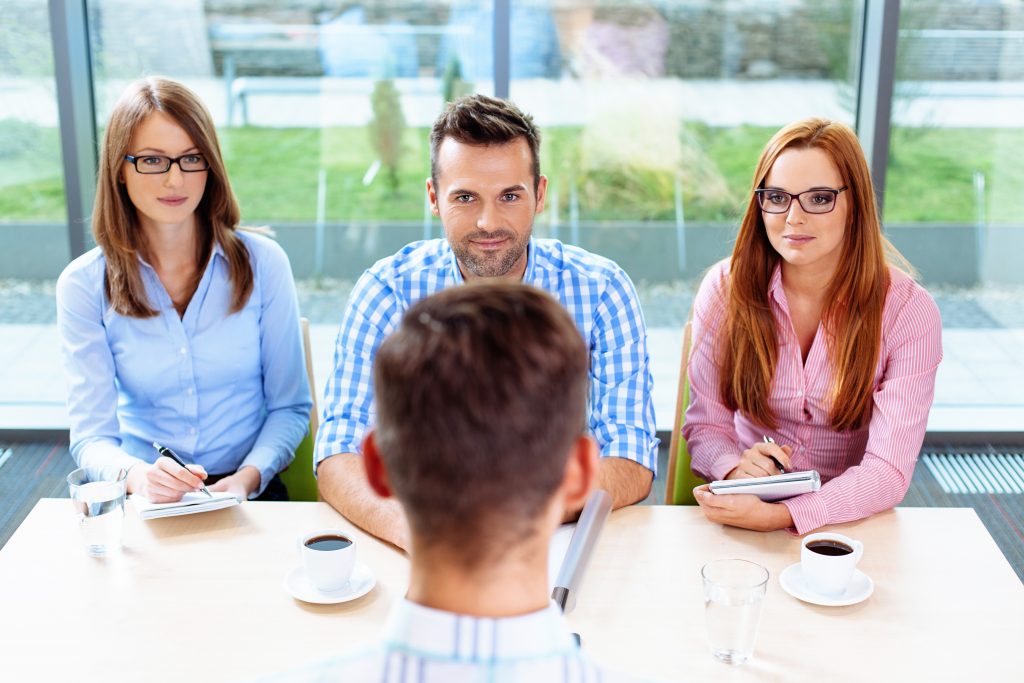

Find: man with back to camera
265;283;658;681
315;94;658;550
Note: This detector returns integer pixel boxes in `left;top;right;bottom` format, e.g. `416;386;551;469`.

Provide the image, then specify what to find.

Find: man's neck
406;539;551;618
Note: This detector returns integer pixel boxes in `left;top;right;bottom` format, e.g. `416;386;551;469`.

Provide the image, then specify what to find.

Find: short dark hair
429;94;542;189
373;282;588;563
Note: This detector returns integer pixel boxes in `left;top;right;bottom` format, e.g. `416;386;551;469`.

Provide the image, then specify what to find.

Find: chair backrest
664;318;706;504
279;317;320;502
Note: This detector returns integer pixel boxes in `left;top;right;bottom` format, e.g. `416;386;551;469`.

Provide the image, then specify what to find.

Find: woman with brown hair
57;77;311;502
685;118;942;534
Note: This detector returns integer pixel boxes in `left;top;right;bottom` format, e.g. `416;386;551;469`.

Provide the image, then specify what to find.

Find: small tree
441;54;472;104
368;79;406;193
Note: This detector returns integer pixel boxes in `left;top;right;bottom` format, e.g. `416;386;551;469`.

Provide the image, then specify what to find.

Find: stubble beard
451;228;531;279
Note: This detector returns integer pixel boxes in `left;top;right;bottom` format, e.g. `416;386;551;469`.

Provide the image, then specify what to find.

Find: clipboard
709;470;821;502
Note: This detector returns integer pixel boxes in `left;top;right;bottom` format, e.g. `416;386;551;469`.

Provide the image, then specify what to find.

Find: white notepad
131;491;243;520
709;470;821;502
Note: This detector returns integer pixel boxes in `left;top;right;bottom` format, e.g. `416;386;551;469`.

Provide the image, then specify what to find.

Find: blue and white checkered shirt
259;599;658;682
315;238;658;474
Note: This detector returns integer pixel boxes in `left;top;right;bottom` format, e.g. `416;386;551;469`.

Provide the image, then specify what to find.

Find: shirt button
187;388;194;396
189;427;196;435
179;347;187;356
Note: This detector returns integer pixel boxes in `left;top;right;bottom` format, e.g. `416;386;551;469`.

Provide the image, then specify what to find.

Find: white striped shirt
684;260;943;534
260;599;657;682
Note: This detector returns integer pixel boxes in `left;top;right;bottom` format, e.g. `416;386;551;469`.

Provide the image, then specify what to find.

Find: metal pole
493;0;511;98
49;0;98;260
856;0;900;219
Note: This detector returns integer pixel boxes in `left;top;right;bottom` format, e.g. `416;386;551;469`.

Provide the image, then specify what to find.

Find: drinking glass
702;558;769;665
67;468;126;556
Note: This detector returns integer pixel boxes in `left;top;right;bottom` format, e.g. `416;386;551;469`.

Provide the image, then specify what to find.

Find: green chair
665;319;707;505
279;318;320;502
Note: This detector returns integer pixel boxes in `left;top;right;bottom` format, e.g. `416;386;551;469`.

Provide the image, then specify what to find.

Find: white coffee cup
800;532;864;596
299;529;356;592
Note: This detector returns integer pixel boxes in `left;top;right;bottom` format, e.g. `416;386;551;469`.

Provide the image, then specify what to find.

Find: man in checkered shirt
315;94;658;550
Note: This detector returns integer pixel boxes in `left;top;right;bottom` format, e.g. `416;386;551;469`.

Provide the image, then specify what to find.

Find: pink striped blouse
683;260;943;534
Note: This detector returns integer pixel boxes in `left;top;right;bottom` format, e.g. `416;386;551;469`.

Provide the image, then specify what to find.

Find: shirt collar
381;598;577;662
448;239;536;286
135;237;226;270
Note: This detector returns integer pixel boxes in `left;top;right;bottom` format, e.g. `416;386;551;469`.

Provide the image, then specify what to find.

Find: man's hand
209;465;261;500
693;484;794;531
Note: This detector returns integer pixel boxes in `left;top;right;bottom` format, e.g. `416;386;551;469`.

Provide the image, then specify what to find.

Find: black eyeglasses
754;186;848;214
124;153;209;174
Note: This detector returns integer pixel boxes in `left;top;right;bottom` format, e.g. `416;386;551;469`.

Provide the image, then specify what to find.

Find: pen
762;436;786;474
152;442;212;498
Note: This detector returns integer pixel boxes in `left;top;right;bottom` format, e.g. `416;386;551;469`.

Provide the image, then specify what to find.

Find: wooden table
0;501;1021;682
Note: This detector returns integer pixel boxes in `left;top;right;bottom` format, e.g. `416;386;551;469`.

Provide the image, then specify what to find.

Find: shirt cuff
780;493;830;535
79;441;147;484
708;452;743;482
314;441;361;469
240;446;284;499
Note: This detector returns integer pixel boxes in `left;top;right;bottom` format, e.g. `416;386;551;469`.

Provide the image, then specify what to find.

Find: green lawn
1;123;1021;225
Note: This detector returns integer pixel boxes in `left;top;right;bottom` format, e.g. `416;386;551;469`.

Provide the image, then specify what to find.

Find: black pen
762;435;786;474
152;441;212;498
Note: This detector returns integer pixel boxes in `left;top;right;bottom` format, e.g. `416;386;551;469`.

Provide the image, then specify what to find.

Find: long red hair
720;118;908;431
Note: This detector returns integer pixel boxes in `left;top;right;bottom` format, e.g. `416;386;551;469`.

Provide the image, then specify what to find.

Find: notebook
131;491;243;520
709;470;821;502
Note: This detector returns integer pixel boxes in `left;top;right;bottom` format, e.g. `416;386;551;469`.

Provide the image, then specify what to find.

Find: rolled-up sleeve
589;269;659;474
782;287;942;534
315;272;401;469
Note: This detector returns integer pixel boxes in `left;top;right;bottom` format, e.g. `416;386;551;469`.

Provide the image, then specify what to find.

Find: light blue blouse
56;231;312;497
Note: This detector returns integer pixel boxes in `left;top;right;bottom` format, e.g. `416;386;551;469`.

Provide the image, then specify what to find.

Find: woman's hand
128;456;208;503
725;442;794;479
208;465;261;501
693;484;794;532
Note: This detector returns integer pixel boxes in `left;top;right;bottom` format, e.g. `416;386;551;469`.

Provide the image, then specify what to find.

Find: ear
558;434;598;513
426;177;440;217
361;430;394;499
534;174;548;215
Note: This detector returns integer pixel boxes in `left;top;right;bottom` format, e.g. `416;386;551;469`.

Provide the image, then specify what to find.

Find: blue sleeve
315;270;402;469
56;259;144;481
239;239;313;496
589;268;659;475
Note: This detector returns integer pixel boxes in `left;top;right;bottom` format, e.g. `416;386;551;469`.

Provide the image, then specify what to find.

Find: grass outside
0;123;1021;225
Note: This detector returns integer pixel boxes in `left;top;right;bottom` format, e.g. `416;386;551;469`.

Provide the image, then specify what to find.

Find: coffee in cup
800;532;863;596
300;529;356;592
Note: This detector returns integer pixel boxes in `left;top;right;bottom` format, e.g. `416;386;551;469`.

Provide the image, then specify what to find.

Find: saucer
285;562;376;604
779;563;873;607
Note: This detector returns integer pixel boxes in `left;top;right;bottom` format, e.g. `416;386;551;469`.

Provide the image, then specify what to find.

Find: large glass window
507;1;865;424
0;0;67;265
510;0;865;290
886;0;1024;429
87;0;492;279
0;0;67;426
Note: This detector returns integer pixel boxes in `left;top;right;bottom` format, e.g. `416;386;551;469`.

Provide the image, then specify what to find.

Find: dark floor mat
0;441;74;546
901;447;1024;582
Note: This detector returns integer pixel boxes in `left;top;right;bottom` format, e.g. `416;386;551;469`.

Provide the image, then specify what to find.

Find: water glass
67;468;126;556
702;558;769;665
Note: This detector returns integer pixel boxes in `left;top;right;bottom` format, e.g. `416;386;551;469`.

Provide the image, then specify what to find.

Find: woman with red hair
685;118;942;534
